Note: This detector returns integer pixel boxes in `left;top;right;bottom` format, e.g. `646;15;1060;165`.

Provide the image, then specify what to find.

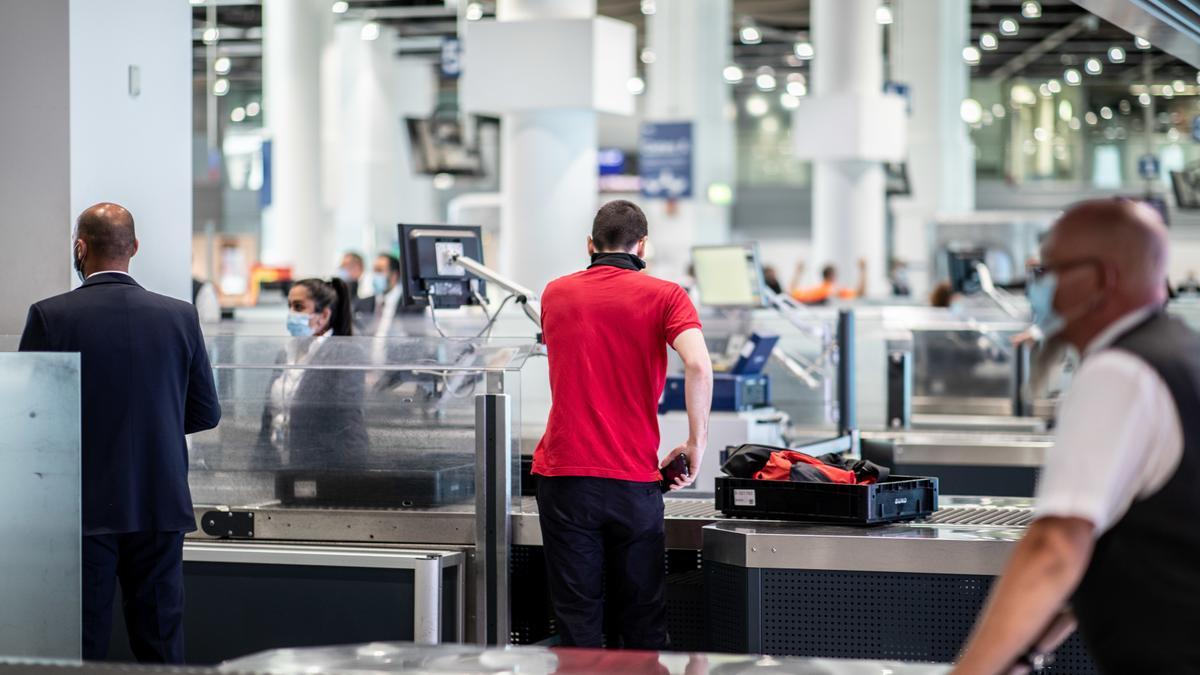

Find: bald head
1046;198;1168;303
75;202;137;268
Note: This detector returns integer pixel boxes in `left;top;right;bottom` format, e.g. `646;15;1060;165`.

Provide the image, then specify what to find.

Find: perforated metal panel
924;506;1034;527
705;562;1098;674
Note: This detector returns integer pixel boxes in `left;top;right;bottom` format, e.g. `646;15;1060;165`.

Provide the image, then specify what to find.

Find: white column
463;0;633;296
891;0;973;296
262;0;330;277
644;0;735;282
0;0;192;332
808;0;891;296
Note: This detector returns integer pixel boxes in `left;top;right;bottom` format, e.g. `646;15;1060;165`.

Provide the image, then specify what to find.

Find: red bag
755;450;870;485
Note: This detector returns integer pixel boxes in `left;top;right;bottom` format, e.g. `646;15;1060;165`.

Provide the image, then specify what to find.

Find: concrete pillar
262;0;330;277
324;22;437;265
643;0;735;282
0;0;192;332
800;0;902;297
463;0;635;295
890;0;974;297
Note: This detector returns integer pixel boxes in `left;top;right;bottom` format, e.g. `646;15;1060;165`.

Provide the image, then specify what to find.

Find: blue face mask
372;276;389;297
1026;271;1064;339
286;311;315;337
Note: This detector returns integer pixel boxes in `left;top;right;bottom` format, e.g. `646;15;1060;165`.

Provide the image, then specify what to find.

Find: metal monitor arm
449;253;542;329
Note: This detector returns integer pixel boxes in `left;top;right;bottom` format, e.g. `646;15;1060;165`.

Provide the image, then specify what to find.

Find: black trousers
536;476;667;650
81;531;186;663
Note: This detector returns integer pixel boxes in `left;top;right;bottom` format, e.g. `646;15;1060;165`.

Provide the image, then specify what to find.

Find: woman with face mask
256;278;369;471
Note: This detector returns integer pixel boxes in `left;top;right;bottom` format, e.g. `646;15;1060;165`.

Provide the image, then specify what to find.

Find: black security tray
714;475;938;525
275;461;474;508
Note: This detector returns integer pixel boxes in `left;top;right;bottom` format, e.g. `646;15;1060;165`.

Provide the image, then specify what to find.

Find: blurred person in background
337;252;365;300
762;265;783;295
789;259;867;304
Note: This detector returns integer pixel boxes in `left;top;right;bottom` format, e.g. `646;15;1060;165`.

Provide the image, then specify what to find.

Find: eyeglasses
1028;258;1101;281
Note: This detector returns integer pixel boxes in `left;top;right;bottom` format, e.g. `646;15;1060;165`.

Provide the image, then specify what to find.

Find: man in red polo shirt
532;199;713;649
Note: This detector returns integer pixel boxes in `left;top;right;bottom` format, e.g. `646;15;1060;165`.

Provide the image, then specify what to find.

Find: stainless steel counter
861;430;1052;468
704;497;1033;576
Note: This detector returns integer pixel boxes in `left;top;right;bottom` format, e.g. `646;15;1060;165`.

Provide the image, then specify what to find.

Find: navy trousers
536;476;668;650
81;531;186;663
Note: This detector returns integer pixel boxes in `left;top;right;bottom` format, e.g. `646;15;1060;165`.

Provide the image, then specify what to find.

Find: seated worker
790;259;866;304
929;280;962;309
356;253;433;338
337;251;365;300
257;277;368;470
954;199;1200;674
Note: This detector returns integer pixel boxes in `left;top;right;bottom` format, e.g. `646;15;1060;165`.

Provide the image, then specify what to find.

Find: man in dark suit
19;202;221;663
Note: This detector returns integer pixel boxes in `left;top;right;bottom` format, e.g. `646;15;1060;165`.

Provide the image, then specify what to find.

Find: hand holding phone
660;453;690;493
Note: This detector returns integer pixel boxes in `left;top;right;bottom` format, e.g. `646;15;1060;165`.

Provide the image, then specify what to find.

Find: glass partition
190;336;536;511
0;353;81;660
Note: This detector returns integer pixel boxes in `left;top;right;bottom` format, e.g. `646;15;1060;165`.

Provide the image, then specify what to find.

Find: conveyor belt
922;505;1034;527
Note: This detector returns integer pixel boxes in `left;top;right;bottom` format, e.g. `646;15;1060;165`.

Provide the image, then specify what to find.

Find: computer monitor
692;244;768;308
947;248;986;295
1171;170;1200;211
397;224;486;309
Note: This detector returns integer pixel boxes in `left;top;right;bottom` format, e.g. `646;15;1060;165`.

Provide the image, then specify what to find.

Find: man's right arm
661;327;712;489
184;310;221;434
18;305;48;351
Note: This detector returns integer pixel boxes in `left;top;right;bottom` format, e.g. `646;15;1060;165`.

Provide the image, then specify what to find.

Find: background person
337;251;365;300
532;200;713;650
955;199;1200;674
19;202;221;663
789;259;867;304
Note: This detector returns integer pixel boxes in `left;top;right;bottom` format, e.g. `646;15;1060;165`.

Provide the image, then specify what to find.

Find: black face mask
73;244;86;284
588;252;646;272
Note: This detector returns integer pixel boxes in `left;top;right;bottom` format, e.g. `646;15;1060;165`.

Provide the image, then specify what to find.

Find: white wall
0;1;71;334
69;0;193;303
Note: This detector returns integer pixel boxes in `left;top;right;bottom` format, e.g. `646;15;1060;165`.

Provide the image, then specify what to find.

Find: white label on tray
733;489;756;506
294;480;318;498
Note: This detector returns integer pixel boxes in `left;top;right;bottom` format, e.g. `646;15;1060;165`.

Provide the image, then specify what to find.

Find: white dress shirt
374;285;405;338
1034;306;1183;537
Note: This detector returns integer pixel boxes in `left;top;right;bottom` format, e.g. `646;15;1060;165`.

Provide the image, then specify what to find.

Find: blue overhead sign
1138;153;1161;180
639;122;693;199
441;38;462;79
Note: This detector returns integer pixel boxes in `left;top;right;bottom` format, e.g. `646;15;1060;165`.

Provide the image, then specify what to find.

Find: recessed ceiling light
1021;1;1041;19
722;65;744;84
999;18;1019;36
876;6;893;25
740;26;762;45
1084;58;1102;75
980;33;999;51
331;1;348;14
962;46;981;65
1064;68;1081;86
794;41;814;60
1135;37;1152;50
1108;46;1125;63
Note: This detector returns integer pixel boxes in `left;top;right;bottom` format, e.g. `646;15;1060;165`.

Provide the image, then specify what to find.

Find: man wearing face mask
956;199;1200;674
19;203;221;663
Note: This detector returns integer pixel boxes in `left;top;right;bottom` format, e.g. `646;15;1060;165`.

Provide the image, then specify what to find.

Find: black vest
1071;312;1200;674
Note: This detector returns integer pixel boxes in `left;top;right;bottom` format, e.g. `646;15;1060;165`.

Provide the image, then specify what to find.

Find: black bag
720;443;780;478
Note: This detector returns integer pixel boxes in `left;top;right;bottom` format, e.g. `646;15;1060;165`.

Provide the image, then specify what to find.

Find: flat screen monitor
947;248;986;295
692;244;768;308
405;117;483;176
397;224;486;309
1171;171;1200;211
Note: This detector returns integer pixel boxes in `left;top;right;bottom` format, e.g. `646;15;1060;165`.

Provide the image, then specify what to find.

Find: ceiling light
1139;92;1152;106
1059;100;1072;121
755;73;777;91
1069;117;1082;131
230;107;246;123
1085;111;1098;125
1135;37;1152;50
360;22;380;40
626;76;645;95
331;1;348;14
640;0;656;15
640;48;656;64
780;93;800;109
1033;127;1049;142
190;0;204;5
1039;83;1052;97
963;46;981;65
740;26;762;45
1084;58;1102;75
465;3;484;20
1162;87;1174;99
1064;68;1081;86
1174;79;1186;92
794;41;814;60
786;80;806;97
876;6;893;25
213;78;229;96
1021;1;1042;19
1100;106;1113;120
980;33;998;50
992;103;1007;118
433;173;455;191
214;56;231;74
1108;46;1125;63
960;98;983;124
999;18;1019;36
202;27;219;44
1011;83;1036;105
246;101;261;117
1118;99;1132;114
722;65;744;84
745;95;769;117
1047;79;1062;93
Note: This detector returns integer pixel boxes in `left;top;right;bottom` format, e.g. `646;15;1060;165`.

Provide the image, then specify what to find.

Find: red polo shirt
532;265;702;483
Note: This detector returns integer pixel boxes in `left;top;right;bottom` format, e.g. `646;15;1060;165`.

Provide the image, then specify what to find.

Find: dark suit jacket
19;273;221;535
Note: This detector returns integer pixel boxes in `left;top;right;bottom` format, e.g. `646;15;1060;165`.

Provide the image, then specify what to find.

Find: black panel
899;463;1038;497
110;562;416;665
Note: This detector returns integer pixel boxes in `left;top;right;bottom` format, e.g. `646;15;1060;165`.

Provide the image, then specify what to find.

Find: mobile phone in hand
660;454;690;493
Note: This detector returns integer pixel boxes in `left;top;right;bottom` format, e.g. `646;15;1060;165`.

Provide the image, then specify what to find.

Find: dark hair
343;252;364;269
295;278;354;336
379;253;401;277
821;265;837;282
929;281;954;308
592;200;648;252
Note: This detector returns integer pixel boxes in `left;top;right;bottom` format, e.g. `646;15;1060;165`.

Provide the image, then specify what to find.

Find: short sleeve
1034;350;1182;536
663;285;702;345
